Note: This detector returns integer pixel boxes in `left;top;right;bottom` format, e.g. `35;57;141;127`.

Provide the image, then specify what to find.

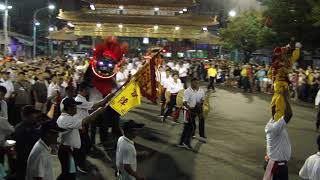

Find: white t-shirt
161;76;173;89
57;113;82;149
167;62;174;69
116;71;127;86
179;67;188;77
116;136;137;180
0;100;13;144
47;83;60;98
75;94;94;118
167;80;184;94
0;80;14;98
299;152;320;180
265;117;291;161
183;87;205;108
26;139;54;180
89;87;103;103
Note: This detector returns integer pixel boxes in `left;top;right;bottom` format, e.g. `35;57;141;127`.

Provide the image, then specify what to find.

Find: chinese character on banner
134;56;158;103
110;81;141;116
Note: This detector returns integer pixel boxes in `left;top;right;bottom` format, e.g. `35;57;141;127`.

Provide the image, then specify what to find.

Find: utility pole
3;0;8;55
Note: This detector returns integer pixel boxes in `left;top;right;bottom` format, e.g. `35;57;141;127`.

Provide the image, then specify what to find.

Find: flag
110;81;141;116
134;55;158;103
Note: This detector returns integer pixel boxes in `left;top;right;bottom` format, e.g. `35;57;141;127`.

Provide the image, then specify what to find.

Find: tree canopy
219;10;277;62
257;0;320;49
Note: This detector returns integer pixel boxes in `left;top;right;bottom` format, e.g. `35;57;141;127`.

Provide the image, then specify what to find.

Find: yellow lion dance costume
268;44;300;121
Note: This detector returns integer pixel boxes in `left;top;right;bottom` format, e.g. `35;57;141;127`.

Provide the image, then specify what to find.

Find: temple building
58;0;219;41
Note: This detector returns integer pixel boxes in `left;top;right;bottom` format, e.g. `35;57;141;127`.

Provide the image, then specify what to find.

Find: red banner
134;55;158;104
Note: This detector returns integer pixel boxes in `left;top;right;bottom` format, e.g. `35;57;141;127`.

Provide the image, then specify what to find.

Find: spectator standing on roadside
207;64;217;92
116;120;145;180
13;72;32;125
25;121;65;180
299;135;320;180
32;73;48;113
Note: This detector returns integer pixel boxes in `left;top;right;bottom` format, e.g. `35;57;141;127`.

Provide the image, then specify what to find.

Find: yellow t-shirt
307;74;314;85
207;68;217;77
241;68;248;77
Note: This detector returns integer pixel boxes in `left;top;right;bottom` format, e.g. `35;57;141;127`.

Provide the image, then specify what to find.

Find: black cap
122;120;145;132
62;98;82;108
40;120;66;135
22;105;41;116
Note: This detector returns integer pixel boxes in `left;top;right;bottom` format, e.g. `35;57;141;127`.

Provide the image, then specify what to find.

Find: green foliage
308;0;320;26
257;0;320;49
219;10;277;61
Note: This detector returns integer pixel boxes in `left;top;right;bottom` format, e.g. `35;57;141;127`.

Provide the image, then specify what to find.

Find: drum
176;89;185;108
203;92;210;118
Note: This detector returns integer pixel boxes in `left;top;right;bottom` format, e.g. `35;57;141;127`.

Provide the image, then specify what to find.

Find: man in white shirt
73;83;111;172
57;98;106;180
161;72;184;123
179;62;188;89
263;89;293;180
159;69;172;116
116;120;145;180
178;78;205;149
0;72;14;99
167;60;174;69
26;121;65;180
299;135;320;180
116;67;128;87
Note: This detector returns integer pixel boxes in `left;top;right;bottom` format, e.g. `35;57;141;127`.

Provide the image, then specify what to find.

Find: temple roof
59;10;217;26
84;0;195;8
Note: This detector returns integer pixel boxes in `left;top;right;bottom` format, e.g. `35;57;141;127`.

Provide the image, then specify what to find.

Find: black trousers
191;107;205;138
317;106;320;130
57;145;76;180
163;94;177;121
180;77;188;89
73;129;91;168
207;77;216;90
242;77;250;92
179;112;195;146
273;163;288;180
90;114;108;144
13;104;26;126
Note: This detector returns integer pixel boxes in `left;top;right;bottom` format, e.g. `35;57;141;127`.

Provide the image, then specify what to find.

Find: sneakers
176;144;185;148
177;143;192;150
184;143;192;150
198;137;207;143
77;166;88;174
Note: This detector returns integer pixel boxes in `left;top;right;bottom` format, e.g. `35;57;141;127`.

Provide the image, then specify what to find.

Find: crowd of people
0;56;151;180
0;54;319;179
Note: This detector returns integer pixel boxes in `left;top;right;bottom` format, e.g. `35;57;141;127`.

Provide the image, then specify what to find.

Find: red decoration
88;36;128;96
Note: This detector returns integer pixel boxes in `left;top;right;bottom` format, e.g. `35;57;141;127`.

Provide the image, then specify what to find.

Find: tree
258;0;320;49
308;0;320;26
219;10;277;63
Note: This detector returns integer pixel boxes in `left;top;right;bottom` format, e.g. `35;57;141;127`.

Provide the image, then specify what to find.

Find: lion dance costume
84;36;128;96
268;43;301;121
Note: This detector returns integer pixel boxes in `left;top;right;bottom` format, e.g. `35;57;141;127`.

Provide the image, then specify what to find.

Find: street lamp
33;4;55;58
0;1;12;55
228;10;236;17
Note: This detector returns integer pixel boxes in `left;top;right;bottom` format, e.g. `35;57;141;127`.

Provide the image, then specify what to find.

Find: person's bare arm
283;89;293;123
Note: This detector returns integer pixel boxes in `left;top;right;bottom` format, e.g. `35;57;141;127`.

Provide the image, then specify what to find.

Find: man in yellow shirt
207;64;217;91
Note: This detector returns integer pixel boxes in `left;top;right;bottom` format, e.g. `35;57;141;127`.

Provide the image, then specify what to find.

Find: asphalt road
52;87;318;180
